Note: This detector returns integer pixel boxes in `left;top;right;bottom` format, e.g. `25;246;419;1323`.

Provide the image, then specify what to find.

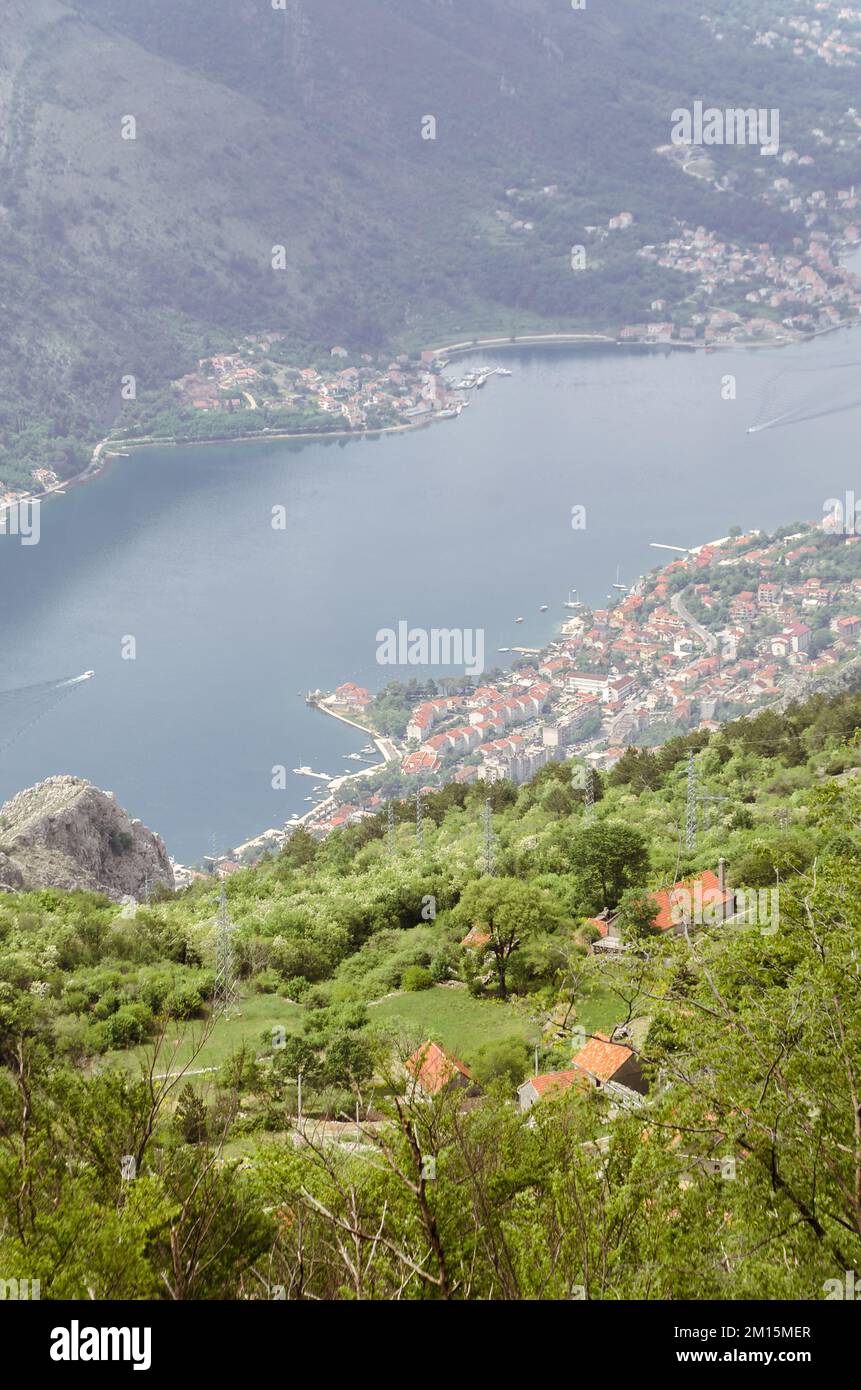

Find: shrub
165;984;204;1020
98;1001;153;1049
279;975;311;1001
402;965;433;992
252;968;281;994
471;1038;532;1089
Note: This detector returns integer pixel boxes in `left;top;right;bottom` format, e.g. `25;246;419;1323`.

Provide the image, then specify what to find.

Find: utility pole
387;800;396;856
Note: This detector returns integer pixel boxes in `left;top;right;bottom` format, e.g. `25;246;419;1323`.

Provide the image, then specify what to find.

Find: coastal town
168;336;489;431
188;515;861;878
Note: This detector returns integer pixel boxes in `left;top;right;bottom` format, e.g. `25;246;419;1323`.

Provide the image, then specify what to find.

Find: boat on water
539;604;549;612
515;616;524;623
564;588;581;611
498;646;511;653
495;367;512;377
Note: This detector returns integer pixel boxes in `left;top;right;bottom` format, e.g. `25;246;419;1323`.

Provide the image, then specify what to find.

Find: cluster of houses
1;464;61;506
753;5;861;68
404;1031;648;1116
624;218;861;346
400;686;553;782
399;861;748;1115
174;337;457;431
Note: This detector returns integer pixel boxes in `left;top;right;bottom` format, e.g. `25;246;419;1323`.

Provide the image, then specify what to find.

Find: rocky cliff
0;776;174;899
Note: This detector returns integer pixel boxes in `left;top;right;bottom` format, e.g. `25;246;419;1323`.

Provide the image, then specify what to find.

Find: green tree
453;877;565;998
568;821;650;909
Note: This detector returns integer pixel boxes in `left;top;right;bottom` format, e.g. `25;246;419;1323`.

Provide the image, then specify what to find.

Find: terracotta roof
650;869;732;932
527;1070;587;1099
461;925;491;948
405;1041;470;1094
571;1031;633;1082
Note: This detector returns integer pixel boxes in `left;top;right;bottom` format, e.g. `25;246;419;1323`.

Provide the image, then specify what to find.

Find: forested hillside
2;688;860;1298
1;0;858;485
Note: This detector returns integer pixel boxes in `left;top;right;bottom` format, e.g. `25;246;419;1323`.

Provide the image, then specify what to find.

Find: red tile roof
528;1070;587;1099
571;1031;632;1082
650;869;732;931
405;1041;470;1094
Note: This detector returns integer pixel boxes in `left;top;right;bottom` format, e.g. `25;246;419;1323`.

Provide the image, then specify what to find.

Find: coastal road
671;588;718;654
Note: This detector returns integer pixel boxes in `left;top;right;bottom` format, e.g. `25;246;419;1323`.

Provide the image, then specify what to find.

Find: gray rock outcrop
0;776;174;899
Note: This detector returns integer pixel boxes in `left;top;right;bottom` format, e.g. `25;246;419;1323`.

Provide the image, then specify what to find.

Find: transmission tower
415;788;424;852
387;800;396;856
483;797;495;875
213;877;237;1014
685;753;698;851
584;768;596;824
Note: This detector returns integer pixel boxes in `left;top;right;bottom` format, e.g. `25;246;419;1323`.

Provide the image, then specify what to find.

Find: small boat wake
747;357;861;434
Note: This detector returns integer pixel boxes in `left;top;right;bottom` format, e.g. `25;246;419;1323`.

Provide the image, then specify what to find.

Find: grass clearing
102;993;305;1076
368;985;540;1063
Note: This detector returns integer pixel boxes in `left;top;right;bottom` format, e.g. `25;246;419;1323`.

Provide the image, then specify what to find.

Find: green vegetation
2;686;861;1296
369;987;538;1056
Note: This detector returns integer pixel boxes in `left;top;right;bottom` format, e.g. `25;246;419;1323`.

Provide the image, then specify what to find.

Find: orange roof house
591;863;735;954
519;1032;647;1111
571;1031;645;1091
405;1041;472;1097
517;1070;585;1110
651;869;733;932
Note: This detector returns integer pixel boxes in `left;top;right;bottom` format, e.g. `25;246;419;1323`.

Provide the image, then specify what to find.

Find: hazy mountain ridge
0;0;857;485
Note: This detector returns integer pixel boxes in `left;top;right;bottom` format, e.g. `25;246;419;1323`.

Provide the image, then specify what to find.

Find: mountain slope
1;0;858;483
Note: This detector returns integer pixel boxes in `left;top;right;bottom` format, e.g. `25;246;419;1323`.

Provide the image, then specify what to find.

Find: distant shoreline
17;307;858;513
